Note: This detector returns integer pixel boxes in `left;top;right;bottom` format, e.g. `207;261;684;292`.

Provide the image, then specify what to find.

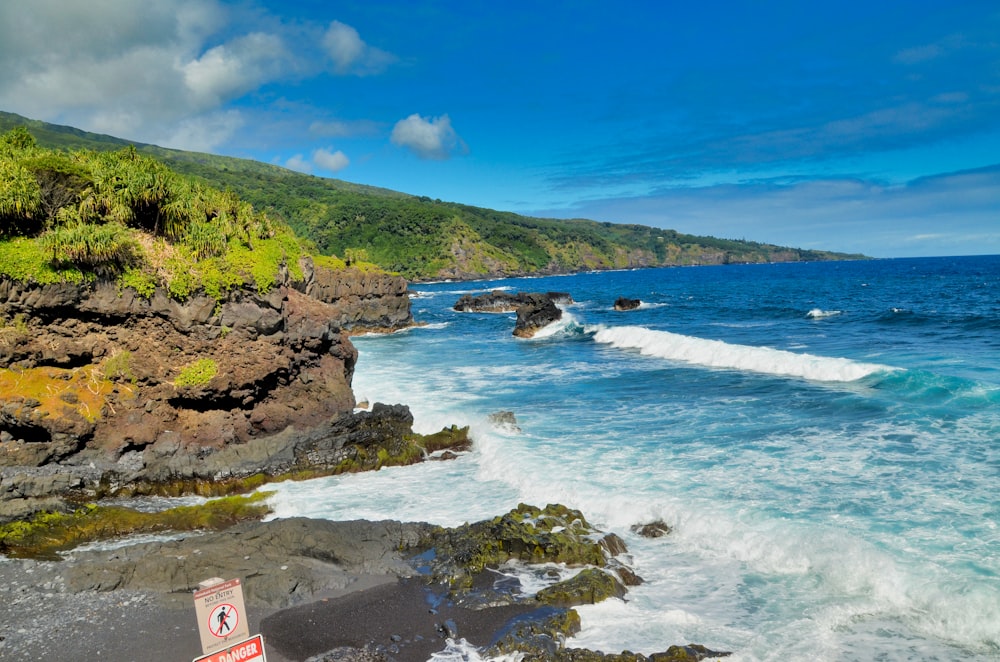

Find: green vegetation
0;123;320;299
0;492;272;560
0;111;866;282
174;358;218;387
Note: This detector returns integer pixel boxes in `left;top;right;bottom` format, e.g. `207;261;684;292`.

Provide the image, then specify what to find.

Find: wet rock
614;297;641;311
631;521;672;538
536;568;627;607
513;295;562;338
488;411;522;433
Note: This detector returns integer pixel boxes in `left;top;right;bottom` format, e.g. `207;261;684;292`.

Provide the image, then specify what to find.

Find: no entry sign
192;634;267;662
193;578;251;655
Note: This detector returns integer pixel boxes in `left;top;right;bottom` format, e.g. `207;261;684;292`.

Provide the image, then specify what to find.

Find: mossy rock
421;503;615;587
487;606;582;658
0;492;272;560
536;567;627;607
413;424;472;453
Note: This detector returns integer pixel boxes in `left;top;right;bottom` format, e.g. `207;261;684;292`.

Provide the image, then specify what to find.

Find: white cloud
390;114;465;160
285;154;312;174
322;20;395;75
0;1;296;150
160;110;245;153
313;148;350;172
182;32;290;109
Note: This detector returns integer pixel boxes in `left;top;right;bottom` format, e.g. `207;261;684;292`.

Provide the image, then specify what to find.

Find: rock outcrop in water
0;259;423;520
453;290;573;313
614;296;641;311
512;294;563;338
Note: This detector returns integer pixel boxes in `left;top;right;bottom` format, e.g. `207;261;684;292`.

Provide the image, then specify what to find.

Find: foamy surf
590;325;892;382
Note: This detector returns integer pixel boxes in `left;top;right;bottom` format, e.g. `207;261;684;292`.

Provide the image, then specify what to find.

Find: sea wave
807;308;842;319
589;325;893;382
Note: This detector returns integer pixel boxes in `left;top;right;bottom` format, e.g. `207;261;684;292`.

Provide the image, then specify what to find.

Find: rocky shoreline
0;507;731;662
1;263;733;661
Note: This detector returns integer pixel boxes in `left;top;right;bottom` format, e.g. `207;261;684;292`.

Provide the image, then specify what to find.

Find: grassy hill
0;111;866;281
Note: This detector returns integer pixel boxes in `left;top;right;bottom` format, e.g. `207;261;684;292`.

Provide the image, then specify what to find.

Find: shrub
174;358;218;387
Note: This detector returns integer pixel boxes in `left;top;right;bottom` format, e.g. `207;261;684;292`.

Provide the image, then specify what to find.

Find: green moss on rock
536;567;627;607
0;492;272;560
487;606;582;658
421;503;613;588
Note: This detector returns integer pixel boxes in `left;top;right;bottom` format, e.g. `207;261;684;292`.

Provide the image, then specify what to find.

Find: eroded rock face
0;259;414;518
512;294;563;338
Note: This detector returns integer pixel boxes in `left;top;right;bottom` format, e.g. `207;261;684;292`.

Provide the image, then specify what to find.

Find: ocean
265;255;1000;661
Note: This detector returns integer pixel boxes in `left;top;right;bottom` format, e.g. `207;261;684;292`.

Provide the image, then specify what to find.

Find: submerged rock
631;520;672;538
488;410;522;433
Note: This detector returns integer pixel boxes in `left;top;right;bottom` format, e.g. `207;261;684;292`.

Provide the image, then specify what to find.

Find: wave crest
590;325;893;382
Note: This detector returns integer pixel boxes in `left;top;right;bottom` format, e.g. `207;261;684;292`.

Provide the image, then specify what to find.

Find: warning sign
194;578;250;655
192;634;267;662
208;603;240;637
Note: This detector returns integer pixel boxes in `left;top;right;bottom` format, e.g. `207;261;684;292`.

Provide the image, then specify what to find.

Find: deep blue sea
267;255;1000;661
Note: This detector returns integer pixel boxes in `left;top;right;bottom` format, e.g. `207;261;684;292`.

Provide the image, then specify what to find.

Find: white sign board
193;578;251;655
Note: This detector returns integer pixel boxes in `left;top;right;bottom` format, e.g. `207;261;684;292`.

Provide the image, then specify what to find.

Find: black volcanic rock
614;296;641;311
513;294;562;338
454;290;572;313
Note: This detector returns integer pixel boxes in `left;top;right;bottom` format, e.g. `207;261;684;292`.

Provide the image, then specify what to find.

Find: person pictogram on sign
217;606;232;634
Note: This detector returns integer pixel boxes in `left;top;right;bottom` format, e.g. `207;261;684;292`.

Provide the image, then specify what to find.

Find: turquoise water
266;256;1000;661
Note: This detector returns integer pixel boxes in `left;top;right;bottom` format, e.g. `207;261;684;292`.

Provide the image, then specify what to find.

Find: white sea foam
590;325;892;382
807;308;842;319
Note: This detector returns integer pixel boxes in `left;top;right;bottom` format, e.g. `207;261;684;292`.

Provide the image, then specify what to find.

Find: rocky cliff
0;258;416;520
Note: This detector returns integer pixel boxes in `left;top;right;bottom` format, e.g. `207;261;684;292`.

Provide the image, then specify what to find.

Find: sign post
193;578;251;656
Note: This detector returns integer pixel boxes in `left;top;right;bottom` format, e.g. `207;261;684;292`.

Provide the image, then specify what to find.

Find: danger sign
194;578;250;655
192;634;267;662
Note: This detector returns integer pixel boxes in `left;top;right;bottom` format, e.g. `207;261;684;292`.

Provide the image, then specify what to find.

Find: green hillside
0;125;363;299
0;111;866;281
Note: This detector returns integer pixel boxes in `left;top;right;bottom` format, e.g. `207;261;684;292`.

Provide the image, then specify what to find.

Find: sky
1;1;998;258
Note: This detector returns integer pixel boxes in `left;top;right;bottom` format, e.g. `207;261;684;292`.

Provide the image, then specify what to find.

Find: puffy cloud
0;1;295;150
285;154;312;174
182;32;291;109
390;114;465;160
322;20;395;75
313;148;350;172
283;149;350;175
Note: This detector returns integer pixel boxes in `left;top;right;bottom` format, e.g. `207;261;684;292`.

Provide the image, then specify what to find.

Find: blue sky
1;1;998;257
